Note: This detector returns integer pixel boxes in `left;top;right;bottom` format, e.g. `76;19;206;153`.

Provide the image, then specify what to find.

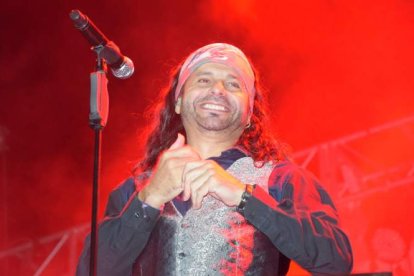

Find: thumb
169;133;185;150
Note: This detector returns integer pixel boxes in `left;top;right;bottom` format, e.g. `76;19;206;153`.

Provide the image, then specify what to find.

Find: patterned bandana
174;43;255;113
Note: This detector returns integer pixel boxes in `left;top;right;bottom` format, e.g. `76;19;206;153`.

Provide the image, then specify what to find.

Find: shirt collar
208;146;249;170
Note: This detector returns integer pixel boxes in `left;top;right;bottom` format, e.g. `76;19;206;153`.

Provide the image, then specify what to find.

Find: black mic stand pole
88;45;109;276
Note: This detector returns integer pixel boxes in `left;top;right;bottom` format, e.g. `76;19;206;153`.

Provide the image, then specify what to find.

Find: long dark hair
133;63;287;175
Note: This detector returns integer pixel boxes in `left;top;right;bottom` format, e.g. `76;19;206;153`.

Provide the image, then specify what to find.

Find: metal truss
293;114;414;206
1;115;413;275
0;224;89;275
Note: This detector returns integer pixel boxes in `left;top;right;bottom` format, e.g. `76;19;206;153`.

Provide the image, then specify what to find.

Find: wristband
237;184;256;215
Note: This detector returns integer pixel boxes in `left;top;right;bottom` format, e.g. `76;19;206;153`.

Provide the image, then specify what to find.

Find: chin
198;124;228;131
197;119;242;132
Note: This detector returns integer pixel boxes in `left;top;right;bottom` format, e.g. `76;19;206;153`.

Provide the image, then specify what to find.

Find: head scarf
174;43;255;113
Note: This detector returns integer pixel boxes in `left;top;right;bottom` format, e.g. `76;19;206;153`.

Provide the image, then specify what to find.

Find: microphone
69;9;134;79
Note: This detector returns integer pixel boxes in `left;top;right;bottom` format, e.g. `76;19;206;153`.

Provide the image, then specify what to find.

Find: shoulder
269;160;311;185
268;161;334;207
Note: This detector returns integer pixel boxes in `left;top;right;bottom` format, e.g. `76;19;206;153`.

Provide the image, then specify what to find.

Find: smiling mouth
200;103;229;112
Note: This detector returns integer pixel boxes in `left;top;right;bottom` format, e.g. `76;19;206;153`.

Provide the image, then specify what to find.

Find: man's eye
227;81;241;89
198;78;210;84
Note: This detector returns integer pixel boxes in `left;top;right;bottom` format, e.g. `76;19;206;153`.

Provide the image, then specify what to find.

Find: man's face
176;63;250;133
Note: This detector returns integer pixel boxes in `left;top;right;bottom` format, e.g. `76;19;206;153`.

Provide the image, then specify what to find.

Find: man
77;43;353;275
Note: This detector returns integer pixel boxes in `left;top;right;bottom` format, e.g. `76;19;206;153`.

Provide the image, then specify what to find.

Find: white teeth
202;104;226;111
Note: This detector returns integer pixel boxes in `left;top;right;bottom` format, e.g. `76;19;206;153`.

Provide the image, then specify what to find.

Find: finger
162;155;200;171
169;133;185;150
164;136;200;159
182;161;208;179
187;169;213;207
152;156;198;187
159;146;199;167
170;145;199;158
182;180;191;202
192;174;213;209
182;161;210;201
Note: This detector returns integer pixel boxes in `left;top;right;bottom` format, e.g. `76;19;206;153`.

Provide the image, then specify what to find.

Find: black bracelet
237;184;256;215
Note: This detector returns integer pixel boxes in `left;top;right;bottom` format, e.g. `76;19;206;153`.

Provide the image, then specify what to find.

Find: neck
186;129;242;159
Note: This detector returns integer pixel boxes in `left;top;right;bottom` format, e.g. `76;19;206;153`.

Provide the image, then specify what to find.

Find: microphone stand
88;45;109;276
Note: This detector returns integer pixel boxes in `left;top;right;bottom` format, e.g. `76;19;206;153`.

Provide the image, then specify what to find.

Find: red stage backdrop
0;0;413;275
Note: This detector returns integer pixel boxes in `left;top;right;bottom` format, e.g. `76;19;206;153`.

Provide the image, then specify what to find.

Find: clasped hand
139;134;245;210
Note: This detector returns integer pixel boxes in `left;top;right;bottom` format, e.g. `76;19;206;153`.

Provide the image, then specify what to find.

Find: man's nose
210;80;226;95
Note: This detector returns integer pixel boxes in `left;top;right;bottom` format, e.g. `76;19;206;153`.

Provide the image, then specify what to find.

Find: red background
1;0;413;275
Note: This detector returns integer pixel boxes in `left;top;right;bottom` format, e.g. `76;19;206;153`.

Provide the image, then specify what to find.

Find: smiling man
77;43;353;275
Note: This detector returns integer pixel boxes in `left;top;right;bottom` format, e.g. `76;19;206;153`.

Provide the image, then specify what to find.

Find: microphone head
111;56;134;79
69;10;88;30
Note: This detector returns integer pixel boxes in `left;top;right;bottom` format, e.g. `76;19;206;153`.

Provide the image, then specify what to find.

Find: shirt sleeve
241;162;353;275
76;178;160;276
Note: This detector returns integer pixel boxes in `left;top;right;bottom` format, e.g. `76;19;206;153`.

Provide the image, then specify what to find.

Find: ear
247;110;252;124
175;97;182;114
245;116;251;129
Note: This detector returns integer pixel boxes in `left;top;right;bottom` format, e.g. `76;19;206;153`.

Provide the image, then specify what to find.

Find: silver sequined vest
134;157;281;275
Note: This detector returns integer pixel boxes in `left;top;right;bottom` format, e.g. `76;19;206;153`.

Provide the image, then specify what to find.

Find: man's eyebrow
195;71;213;76
226;73;240;80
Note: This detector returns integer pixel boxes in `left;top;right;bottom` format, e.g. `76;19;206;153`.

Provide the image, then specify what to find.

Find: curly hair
133;62;287;175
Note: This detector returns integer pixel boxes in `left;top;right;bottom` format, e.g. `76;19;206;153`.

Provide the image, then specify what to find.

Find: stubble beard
195;112;239;131
182;101;243;133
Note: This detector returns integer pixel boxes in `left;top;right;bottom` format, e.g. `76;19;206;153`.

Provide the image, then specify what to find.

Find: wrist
236;184;256;215
235;183;246;205
138;188;164;210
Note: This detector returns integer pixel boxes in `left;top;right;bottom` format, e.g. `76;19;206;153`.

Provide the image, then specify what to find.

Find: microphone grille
69;10;88;30
111;57;134;79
